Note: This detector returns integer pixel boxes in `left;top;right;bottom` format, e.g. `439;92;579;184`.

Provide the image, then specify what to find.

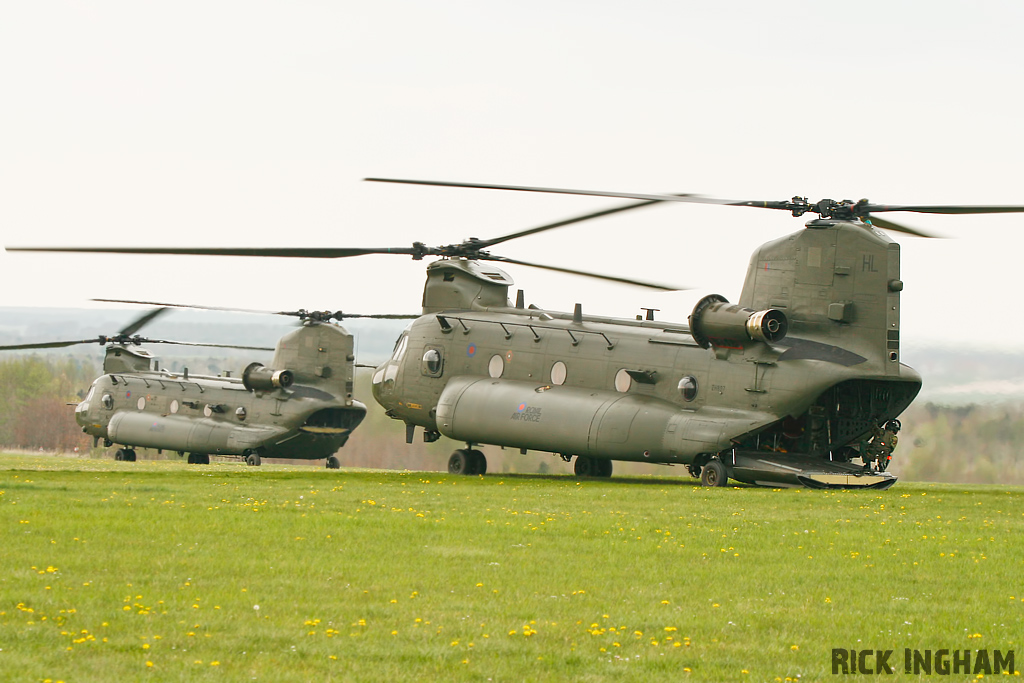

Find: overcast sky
2;1;1023;352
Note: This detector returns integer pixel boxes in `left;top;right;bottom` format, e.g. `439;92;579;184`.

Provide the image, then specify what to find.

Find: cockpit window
393;335;409;362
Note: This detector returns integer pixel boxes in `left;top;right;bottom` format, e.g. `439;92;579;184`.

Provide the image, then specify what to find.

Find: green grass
1;454;1021;682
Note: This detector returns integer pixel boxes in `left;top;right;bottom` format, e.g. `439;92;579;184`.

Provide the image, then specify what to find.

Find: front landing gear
245;451;262;467
187;453;210;465
114;448;137;462
574;456;612;478
448;448;487;475
326;455;341;469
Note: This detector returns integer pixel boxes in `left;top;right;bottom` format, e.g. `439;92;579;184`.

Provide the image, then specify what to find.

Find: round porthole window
488;354;504;378
137;397;146;410
550;361;567;385
678;376;698;402
101;393;114;410
236;406;247;421
422;348;442;375
614;369;631;393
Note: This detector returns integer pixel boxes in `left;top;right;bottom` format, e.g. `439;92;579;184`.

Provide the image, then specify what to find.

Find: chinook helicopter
0;306;393;467
9;181;1024;487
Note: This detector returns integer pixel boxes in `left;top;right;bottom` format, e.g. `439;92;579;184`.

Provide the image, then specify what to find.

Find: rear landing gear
187;453;210;465
700;459;729;487
326;455;341;469
448;448;487;475
245;451;262;467
574;456;612;478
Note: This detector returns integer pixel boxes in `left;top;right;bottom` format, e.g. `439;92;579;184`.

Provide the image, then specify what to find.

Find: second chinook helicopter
0;307;386;467
9;181;1024;486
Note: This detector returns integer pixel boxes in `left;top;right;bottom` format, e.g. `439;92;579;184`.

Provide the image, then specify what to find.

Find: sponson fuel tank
107;412;288;455
435;376;772;462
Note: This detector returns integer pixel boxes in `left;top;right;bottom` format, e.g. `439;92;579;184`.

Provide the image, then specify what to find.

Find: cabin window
137;397;146;411
488;354;504;378
421;348;444;377
170;399;179;414
101;393;114;410
614;369;631;393
550;361;567;385
236;406;247;421
678;376;698;402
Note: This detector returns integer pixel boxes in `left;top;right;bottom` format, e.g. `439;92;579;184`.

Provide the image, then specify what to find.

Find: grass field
1;453;1021;682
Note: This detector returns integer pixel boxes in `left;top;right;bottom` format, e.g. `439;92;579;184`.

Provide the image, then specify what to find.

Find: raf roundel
466;343;477;357
517;402;527;412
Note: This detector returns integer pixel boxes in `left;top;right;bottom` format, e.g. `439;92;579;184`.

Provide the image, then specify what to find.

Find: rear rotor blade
863;214;937;238
485;255;683;291
365;177;735;207
863;203;1024;215
96;298;282;317
145;339;275;351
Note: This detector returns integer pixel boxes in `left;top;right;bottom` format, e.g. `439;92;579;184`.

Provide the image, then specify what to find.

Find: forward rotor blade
119;307;170;336
863;214;937;239
7;246;421;258
477;197;685;250
0;339;100;351
94;299;419;321
485;255;683;291
338;313;420;319
365;177;735;207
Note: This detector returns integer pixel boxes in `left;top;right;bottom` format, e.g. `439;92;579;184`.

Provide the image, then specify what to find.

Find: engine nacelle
242;362;294;392
689;294;788;349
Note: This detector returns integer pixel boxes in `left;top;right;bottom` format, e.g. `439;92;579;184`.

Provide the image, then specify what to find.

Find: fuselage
76;321;367;460
371;219;922;468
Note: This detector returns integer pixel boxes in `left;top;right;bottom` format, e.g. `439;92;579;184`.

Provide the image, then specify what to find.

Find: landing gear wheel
326;455;341;469
700;459;729;487
574;455;594;477
114;449;125;461
594;459;613;478
245;452;262;467
468;449;487;475
125;449;137;462
687;464;702;479
187;454;210;465
448;449;472;475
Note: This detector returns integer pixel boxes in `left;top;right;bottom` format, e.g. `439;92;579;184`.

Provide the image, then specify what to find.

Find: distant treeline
2;355;1022;485
896;403;1024;485
0;356;97;451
